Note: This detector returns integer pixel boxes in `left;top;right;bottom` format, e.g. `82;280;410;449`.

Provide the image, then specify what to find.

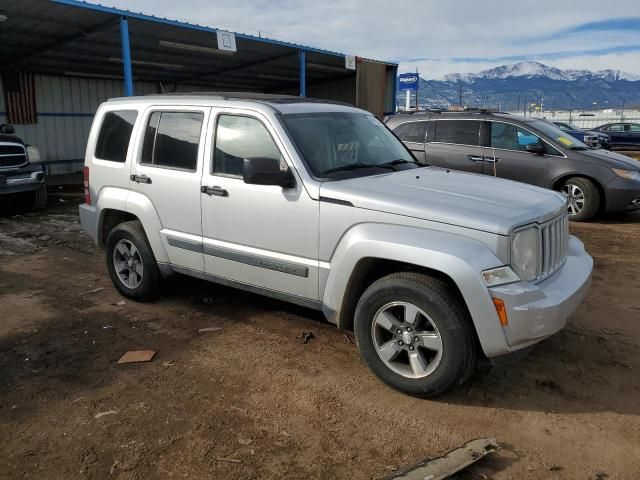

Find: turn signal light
492;298;508;326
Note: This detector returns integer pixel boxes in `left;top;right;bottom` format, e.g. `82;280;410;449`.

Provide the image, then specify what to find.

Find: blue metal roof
50;0;392;62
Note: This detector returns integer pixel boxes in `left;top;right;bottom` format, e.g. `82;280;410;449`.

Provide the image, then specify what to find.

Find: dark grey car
385;111;640;221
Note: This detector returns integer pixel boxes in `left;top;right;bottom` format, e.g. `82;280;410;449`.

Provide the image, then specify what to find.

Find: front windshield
281;112;415;178
530;119;589;150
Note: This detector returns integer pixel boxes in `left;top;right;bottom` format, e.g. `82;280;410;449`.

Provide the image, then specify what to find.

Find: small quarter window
95;110;138;162
141;111;203;171
434;120;481;146
393;121;428;143
213;115;283;177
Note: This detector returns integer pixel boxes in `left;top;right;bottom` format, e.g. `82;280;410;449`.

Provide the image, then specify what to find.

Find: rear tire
105;220;159;301
354;272;478;398
561;177;600;222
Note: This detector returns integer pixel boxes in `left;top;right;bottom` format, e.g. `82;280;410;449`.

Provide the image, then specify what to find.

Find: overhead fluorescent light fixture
64;71;126;80
257;73;297;82
0;14;8;22
108;57;184;70
159;39;235;55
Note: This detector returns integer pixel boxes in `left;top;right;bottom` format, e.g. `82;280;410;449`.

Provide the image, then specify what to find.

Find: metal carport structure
0;0;398;173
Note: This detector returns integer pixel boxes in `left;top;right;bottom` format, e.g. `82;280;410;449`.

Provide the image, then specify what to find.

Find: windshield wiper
323;162;395;174
379;158;421;167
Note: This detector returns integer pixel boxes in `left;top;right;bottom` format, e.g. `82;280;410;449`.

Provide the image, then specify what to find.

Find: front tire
562;177;600;222
105;220;159;301
31;184;47;210
354;272;477;398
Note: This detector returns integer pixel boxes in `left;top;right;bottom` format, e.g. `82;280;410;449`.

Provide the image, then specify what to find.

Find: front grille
539;212;569;280
0;143;28;169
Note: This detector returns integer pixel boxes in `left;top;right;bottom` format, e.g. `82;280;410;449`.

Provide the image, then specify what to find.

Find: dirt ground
1;187;639;480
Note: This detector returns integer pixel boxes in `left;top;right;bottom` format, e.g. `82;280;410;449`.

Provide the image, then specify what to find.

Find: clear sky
103;0;640;79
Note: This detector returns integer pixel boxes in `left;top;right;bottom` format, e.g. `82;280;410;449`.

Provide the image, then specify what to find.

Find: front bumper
604;176;640;212
0;164;45;195
488;235;592;351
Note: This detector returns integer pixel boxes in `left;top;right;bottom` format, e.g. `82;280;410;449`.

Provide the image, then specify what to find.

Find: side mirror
243;157;294;188
526;143;546;155
0;124;15;135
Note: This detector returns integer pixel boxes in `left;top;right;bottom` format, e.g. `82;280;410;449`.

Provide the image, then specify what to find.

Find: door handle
467;155;484;162
201;185;228;197
130;174;152;184
484;158;501;164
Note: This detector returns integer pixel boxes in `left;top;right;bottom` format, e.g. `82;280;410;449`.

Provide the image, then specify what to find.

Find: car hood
575;148;640;169
585;130;609;137
320;167;566;235
0;133;23;144
571;129;608;138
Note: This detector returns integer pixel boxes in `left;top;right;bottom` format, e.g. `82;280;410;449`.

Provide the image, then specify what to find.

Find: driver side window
213;115;283;178
490;122;543;152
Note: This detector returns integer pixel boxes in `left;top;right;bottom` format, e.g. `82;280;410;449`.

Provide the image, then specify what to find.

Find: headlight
26;145;41;163
511;227;540;282
612;168;640;182
482;266;520;287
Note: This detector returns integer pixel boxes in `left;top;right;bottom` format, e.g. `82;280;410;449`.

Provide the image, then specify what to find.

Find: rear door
484;120;554;186
390;120;428;163
129;106;210;272
425;118;485;174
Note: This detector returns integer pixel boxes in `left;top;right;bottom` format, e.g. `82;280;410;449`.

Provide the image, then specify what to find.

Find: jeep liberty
79;93;593;397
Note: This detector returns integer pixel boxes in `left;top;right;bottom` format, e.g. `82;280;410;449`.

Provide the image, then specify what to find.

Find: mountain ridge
400;62;640;110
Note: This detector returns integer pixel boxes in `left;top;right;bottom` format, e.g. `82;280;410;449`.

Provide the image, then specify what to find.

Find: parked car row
552;122;611;150
386;111;640;221
552;121;640;150
591;122;640;150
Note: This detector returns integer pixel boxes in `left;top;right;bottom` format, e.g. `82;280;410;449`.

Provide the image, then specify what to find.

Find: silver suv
79;93;593;397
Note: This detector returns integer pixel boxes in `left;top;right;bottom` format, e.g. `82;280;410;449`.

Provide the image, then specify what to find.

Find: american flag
2;71;37;125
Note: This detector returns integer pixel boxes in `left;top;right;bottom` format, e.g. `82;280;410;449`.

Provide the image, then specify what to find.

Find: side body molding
322;223;510;357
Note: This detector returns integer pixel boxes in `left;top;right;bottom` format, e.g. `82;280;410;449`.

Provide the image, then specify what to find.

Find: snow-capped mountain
441;61;640;83
401;62;640;110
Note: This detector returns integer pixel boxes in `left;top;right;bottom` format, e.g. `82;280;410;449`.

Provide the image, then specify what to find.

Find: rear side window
141;111;203;171
393;121;428;143
213;115;283;177
434;120;481;146
629;124;640;132
95;110;138;162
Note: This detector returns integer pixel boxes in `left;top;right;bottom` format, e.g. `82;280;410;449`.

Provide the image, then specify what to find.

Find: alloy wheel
371;301;443;379
562;183;585;216
112;239;144;289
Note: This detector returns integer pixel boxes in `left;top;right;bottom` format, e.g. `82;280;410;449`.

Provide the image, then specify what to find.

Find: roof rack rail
111;91;353;107
426;107;511;115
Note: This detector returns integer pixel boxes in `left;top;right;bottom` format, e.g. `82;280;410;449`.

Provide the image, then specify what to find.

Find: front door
200;110;319;301
602;124;628;148
129;106;210;271
425;119;485;174
484;120;553;186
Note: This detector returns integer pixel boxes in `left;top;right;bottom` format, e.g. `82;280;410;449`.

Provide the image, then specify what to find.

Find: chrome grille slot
539;213;569;281
0;143;28;169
